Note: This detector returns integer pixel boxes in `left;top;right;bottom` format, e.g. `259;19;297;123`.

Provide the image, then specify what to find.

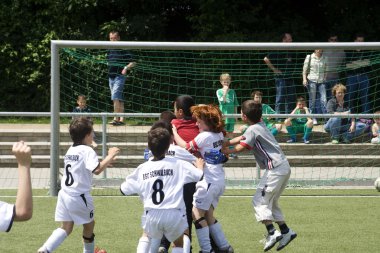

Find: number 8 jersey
120;156;203;210
62;145;99;196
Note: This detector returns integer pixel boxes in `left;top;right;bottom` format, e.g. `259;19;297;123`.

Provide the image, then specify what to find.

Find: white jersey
0;201;14;232
120;156;203;210
147;144;196;163
187;131;225;184
61;144;99;196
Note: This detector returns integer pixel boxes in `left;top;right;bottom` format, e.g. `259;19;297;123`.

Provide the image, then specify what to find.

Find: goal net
50;41;380;195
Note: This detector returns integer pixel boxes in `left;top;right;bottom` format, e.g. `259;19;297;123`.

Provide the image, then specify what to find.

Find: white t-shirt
0;201;14;232
61;144;99;196
147;144;196;163
120;156;203;210
187;131;225;184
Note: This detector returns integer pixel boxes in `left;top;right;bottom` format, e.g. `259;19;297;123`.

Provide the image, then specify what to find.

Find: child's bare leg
12;141;33;221
83;220;95;253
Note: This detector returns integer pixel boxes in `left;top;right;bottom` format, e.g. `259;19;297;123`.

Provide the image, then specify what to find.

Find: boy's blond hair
220;73;231;81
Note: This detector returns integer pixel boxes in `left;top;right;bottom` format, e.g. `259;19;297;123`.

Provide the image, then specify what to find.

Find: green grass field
1;189;379;253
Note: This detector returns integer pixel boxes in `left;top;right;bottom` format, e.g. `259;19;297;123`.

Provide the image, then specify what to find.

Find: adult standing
108;31;136;126
345;33;372;113
264;33;297;118
302;49;328;125
324;33;346;100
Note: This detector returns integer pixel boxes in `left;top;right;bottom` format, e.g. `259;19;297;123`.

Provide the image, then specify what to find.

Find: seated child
239;90;282;136
284;96;313;144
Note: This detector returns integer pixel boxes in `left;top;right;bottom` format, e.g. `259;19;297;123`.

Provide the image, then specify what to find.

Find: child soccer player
216;73;239;158
121;127;204;253
240;90;282;136
222;100;297;252
0;141;33;233
284;96;313;144
371;110;380;144
37;117;120;253
173;104;234;253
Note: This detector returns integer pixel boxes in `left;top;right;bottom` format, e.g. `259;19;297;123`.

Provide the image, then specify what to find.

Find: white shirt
147;144;196;164
187;131;225;184
120;156;203;210
303;53;328;83
61;145;99;196
0;201;14;232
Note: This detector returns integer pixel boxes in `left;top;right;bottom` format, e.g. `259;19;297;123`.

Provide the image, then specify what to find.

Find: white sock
195;226;211;252
43;228;68;252
137;236;150;253
183;234;191;253
83;241;95;253
209;222;229;249
148;238;161;253
171;247;183;253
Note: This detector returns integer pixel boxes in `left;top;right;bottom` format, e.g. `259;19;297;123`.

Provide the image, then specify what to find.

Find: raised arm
93;147;120;175
12;141;33;221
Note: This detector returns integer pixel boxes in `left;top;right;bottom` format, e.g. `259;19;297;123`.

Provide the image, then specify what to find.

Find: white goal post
50;41;380;196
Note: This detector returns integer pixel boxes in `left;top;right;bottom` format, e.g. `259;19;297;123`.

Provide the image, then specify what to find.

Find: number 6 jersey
120;156;203;210
62;144;99;196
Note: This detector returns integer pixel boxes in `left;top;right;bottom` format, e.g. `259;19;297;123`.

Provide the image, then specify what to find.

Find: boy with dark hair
121;127;204;253
38;117;120;253
222;101;297;252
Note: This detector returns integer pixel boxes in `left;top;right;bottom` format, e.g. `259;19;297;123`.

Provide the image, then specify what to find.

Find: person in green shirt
216;73;239;157
284;96;313;144
239;90;282;136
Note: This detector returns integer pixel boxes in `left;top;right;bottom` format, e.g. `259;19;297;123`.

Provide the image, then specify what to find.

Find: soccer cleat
37;246;49;253
303;138;310;144
277;228;297;251
158;246;168;253
263;230;283;252
331;139;339;144
286;138;296;143
217;245;234;253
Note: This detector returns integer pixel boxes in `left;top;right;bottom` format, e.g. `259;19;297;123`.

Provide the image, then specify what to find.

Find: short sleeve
84;148;99;172
240;126;255;150
120;168;140;196
0;201;15;232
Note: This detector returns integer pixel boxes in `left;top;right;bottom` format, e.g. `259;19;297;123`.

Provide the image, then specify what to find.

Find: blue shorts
109;75;126;101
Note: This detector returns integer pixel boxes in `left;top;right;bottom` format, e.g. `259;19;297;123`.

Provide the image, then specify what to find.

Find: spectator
216;73;239;158
107;31;136;126
302;49;328;125
284;96;313;144
239;90;282;136
370;110;380;144
345;33;372;113
263;33;297;117
324;33;346;100
324;83;366;144
72;95;97;148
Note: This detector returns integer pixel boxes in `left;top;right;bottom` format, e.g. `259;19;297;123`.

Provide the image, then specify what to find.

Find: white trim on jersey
61;145;99;196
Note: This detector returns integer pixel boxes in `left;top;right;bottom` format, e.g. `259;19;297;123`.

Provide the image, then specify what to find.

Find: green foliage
1;0;380;111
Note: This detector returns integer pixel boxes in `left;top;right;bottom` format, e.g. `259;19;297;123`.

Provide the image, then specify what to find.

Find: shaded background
1;0;379;111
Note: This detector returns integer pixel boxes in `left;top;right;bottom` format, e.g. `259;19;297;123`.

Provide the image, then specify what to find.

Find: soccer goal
51;41;380;196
